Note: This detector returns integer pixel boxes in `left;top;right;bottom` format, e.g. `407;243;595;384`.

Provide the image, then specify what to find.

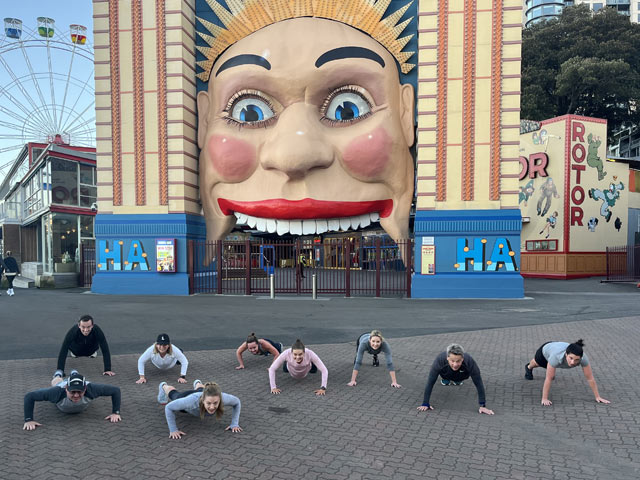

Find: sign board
421;245;435;275
156;239;176;273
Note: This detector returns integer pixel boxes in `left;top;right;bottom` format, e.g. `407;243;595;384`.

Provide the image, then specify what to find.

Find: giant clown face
197;17;415;243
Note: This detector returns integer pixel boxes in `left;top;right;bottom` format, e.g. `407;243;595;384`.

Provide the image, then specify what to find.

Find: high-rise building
524;1;639;27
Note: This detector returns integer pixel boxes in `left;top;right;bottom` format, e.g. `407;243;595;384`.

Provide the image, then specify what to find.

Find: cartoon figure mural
536;177;559;217
586;133;606;180
539;211;558;239
195;0;416;245
586;217;598;232
519;180;535;207
588;176;624;222
614;217;622;232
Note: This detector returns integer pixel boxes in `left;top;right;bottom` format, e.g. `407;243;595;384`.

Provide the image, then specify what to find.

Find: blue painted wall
92;214;206;295
412;210;524;298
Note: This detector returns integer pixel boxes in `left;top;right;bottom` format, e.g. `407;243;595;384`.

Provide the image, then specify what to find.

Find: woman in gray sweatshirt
157;380;241;439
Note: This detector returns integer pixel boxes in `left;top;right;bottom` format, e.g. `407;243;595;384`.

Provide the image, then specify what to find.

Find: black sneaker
524;363;533;380
372;354;379;367
440;379;450;386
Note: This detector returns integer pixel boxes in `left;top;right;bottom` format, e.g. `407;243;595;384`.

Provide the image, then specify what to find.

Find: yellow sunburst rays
195;0;416;82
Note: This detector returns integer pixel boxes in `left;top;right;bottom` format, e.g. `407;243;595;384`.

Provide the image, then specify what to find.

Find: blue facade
91;214;206;295
412;210;524;298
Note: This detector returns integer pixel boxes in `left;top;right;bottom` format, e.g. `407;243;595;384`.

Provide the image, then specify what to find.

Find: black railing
605;245;640;282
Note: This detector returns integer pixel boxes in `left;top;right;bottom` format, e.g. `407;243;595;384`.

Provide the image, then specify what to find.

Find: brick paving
2;315;640;479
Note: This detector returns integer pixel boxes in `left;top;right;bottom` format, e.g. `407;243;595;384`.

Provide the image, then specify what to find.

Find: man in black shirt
55;315;115;378
23;370;121;430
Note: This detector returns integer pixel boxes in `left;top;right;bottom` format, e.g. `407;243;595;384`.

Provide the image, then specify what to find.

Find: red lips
218;198;393;219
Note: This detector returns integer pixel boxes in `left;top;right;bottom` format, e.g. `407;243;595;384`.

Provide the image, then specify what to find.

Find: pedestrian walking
2;251;20;296
268;339;328;396
136;333;189;384
524;339;610;406
23;370;121;431
158;380;242;439
54;314;114;378
347;329;401;388
417;343;494;415
235;333;282;369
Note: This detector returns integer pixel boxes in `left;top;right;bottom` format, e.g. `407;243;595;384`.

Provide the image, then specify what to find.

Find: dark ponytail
566;339;584;357
246;332;259;345
292;339;305;352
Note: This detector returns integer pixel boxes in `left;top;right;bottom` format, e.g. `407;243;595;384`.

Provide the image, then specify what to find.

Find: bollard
312;273;317;299
270;274;275;299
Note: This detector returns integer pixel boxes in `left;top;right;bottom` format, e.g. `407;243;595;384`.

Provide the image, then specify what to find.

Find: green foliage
522;5;640;142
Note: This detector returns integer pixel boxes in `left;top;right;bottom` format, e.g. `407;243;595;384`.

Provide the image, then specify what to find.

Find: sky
0;0;94;184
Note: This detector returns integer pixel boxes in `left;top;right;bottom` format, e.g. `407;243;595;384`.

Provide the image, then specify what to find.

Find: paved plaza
1;279;639;479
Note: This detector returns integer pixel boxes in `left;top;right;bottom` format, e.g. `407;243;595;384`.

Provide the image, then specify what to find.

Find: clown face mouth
218;198;392;235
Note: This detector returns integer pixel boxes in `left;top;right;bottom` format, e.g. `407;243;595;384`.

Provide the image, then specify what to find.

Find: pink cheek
342;127;392;178
207;135;257;182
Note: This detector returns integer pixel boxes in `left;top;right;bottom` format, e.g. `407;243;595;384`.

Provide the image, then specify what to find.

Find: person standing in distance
2;250;20;296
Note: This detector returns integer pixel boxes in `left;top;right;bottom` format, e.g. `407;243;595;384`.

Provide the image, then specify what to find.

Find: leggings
5;274;15;288
168;387;203;401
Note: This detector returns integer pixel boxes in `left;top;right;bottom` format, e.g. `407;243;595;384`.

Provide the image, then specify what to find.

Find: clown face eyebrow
315;46;385;69
215;54;271;77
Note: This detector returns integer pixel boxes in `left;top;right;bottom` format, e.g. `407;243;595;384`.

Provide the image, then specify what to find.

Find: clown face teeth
233;213;383;235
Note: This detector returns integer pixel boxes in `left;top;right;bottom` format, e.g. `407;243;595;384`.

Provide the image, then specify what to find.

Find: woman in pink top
268;339;328;396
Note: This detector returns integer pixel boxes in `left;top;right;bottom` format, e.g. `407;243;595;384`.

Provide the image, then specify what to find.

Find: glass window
51;212;79;271
51;158;78;206
593;3;603;11
23;167;44;217
526;240;558;251
80;214;94;239
79;164;96;208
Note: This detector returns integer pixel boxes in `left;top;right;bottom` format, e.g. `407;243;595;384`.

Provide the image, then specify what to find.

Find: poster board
156;239;176;273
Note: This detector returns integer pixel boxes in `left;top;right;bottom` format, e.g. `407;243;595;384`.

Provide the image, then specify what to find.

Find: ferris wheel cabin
37;17;54;38
70;24;87;45
3;18;22;39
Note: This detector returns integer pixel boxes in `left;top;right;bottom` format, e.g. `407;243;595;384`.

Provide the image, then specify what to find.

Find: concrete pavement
1;278;639;479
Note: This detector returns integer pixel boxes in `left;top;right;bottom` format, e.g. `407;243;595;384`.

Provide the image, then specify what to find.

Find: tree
521;5;640;143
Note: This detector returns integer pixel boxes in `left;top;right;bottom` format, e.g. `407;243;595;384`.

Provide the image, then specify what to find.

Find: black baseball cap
67;372;87;392
156;333;170;345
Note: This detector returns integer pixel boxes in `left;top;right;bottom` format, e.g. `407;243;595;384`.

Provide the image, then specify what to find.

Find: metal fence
188;237;412;297
80;243;96;287
605;245;640;282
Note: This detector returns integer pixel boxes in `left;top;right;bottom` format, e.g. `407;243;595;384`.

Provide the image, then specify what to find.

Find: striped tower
412;0;524;297
92;0;204;294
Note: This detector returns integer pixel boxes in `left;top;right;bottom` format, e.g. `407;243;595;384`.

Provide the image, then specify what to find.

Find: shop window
23;167;44;217
525;240;558;251
51;158;78;206
50;213;81;272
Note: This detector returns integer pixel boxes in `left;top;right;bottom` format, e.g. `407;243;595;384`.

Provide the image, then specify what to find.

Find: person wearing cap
23;371;121;431
54;314;114;378
136;333;189;384
417;343;494;416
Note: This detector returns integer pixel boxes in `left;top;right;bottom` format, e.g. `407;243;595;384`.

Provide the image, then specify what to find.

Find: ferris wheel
0;17;95;180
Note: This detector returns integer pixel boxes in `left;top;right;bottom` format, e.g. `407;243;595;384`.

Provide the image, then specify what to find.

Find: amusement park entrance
188;237;413;298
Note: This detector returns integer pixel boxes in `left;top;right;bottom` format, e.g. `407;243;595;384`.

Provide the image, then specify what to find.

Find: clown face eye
224;91;277;128
322;87;372;125
230;97;274;123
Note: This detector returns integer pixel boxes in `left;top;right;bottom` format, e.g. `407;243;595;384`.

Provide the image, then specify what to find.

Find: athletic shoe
52;369;64;379
158;382;168;404
70;369;79;376
524;363;534;380
440;379;450;386
372;354;380;367
90;351;98;358
452;381;463;386
193;379;203;390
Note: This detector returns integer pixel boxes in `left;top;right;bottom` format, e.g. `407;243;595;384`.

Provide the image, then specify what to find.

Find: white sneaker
9;289;14;296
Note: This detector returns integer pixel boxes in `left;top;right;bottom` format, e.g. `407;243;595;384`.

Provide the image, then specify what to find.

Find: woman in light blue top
347;330;401;388
158;380;242;439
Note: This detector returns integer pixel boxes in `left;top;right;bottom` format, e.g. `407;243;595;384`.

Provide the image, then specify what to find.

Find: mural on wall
586;133;606;181
536;177;559;217
587;216;598;232
519;120;566;249
195;0;416;246
588;177;625;222
519;180;535;207
539;211;558;239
